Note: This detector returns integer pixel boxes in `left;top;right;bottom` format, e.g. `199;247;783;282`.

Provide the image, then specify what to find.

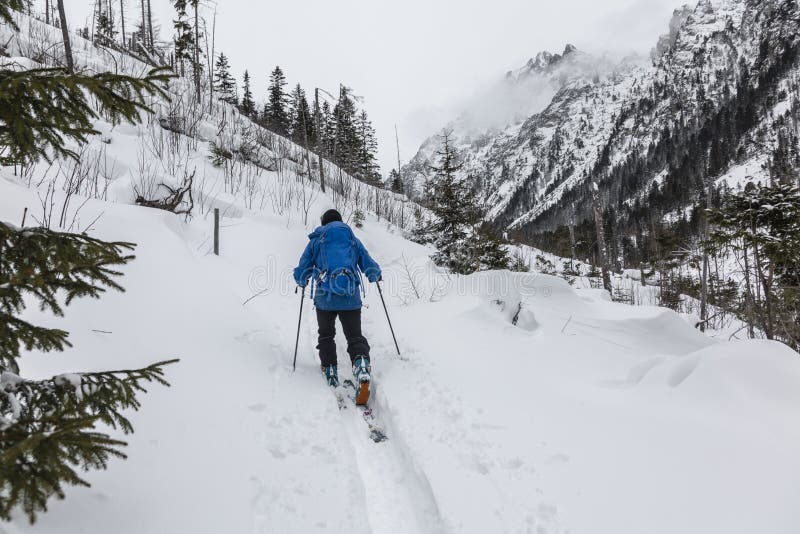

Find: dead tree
591;180;612;291
56;0;73;72
135;171;195;216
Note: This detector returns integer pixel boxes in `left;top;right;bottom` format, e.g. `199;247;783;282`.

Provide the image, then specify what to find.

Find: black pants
316;308;370;367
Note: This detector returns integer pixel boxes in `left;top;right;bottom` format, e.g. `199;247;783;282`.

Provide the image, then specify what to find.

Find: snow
2;9;800;534
3;160;800;532
716;154;771;189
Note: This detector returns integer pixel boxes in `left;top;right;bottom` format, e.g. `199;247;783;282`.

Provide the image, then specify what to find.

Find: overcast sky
63;0;681;174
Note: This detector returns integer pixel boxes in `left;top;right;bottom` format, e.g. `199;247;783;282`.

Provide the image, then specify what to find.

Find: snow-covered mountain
405;0;800;243
2;7;800;534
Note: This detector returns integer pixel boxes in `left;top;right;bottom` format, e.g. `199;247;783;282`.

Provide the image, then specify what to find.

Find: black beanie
320;209;343;226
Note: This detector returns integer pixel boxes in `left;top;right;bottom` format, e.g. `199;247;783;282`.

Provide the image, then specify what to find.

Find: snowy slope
3;9;800;534
3;167;800;533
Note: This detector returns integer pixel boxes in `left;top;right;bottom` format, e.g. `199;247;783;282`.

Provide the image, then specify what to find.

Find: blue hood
307;220;350;240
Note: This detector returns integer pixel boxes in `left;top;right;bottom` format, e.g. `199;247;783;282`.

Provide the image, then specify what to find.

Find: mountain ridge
404;0;800;267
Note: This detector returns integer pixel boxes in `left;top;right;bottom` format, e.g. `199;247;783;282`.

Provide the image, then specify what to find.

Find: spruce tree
0;1;177;521
0;224;178;523
0;0;23;25
333;85;358;171
425;132;481;274
288;83;314;147
262;66;289;135
0;67;170;166
213;52;237;106
355;109;380;185
473;225;511;271
95;4;116;46
239;69;256;118
388;169;404;194
171;0;193;76
320;100;335;155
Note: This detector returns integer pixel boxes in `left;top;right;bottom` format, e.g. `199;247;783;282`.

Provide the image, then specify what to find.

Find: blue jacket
293;221;382;311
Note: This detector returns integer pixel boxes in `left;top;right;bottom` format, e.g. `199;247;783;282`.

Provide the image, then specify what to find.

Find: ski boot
352;356;371;406
322;364;339;387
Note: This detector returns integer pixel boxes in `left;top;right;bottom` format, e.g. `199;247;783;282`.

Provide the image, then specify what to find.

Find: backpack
316;225;360;297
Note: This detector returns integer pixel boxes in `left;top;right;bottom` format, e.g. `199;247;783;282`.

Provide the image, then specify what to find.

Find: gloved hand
368;273;382;283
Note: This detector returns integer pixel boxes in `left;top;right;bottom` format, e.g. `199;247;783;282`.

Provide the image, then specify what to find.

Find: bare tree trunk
699;182;710;332
107;0;112;33
120;0;126;47
91;0;98;40
193;1;201;103
46;0;50;25
56;0;74;73
301;104;315;183
751;222;774;339
591;181;612;291
568;203;577;271
315;88;326;193
208;9;216;111
139;0;145;47
395;124;402;178
742;245;756;338
700;248;709;331
146;0;153;51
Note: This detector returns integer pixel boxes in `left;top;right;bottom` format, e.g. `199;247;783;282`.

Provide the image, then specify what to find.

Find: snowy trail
295;300;443;534
337;389;443;534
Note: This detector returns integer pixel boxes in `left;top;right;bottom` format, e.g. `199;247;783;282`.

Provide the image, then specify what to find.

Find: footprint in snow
234;329;264;343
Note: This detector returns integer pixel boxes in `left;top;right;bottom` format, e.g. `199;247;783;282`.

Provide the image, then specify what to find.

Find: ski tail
354;380;370;406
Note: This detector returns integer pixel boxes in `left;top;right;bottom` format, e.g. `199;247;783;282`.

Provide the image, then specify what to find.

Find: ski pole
376;281;400;356
292;286;305;372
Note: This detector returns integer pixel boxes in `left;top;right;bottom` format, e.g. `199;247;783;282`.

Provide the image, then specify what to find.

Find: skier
293;209;382;404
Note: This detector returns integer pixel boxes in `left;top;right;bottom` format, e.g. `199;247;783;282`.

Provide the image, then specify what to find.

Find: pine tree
0;3;177;521
355;109;380;185
320;100;335;155
212;52;236;106
332;85;358;172
0;67;171;166
95;3;116;46
262;66;289;135
425;132;482;274
288;83;314;147
352;208;366;228
473;225;511;271
171;0;193;76
388;169;404;194
0;224;178;523
239;69;256;118
0;0;23;25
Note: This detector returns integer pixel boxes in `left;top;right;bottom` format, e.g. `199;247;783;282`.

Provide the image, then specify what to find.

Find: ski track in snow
294;306;445;534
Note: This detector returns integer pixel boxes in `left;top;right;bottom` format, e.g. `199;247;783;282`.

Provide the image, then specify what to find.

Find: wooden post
213;208;219;255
